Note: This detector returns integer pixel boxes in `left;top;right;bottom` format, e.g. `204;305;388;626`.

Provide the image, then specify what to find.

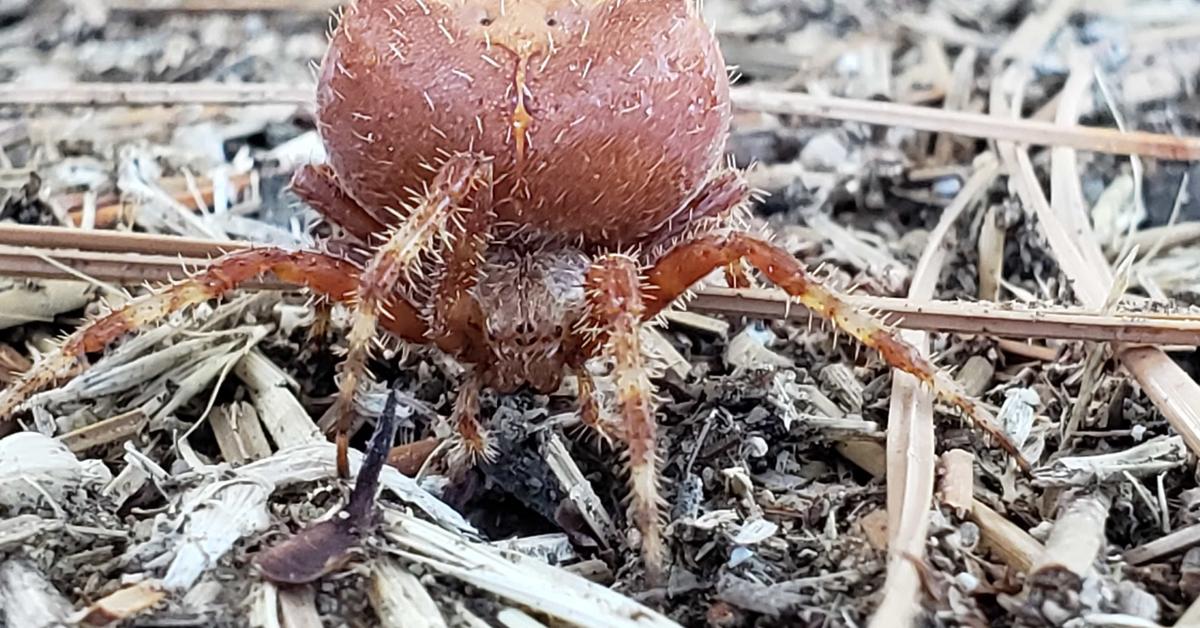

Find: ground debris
2;0;1200;626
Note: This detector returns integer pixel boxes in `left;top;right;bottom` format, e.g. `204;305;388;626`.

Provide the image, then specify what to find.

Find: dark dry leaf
255;383;403;585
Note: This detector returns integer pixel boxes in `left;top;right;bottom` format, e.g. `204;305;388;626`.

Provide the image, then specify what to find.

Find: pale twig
0;83;310;107
694;288;1200;346
969;500;1043;572
994;0;1079;64
3;82;1199;160
730;88;1200;160
1178;598;1200;628
1028;491;1111;593
1124;521;1200;566
838;439;1043;573
869;151;999;628
1;227;1200;345
992;64;1200;459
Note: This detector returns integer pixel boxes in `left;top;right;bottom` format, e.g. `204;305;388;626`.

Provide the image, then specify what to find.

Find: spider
0;0;1026;582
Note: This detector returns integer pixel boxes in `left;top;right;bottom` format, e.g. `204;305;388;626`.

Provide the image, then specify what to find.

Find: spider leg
427;164;494;359
645;230;1032;471
445;370;491;470
573;366;616;446
292;164;388;244
0;248;428;421
431;166;496;470
585;253;665;584
329;153;492;477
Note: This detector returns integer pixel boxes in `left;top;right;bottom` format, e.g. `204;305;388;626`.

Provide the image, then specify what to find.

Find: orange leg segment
573;366;616;446
427;164;494;360
330;154;492;477
0;248;428;422
445;370;491;471
586;253;665;585
644;232;1032;472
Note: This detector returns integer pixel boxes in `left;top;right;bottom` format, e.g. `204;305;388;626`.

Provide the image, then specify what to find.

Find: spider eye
546;17;558;26
480;16;493;25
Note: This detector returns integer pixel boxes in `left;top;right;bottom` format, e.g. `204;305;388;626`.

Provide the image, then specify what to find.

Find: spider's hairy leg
427;164;494;356
431;173;494;469
329;153;493;477
573;366;616;446
585;253;665;585
446;370;491;470
292;163;389;243
0;248;420;422
644;231;1032;472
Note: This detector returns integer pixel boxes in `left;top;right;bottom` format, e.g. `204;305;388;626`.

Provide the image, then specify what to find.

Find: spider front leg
432;187;496;466
328;154;493;477
427;162;494;360
584;254;665;584
645;230;1032;471
0;248;428;421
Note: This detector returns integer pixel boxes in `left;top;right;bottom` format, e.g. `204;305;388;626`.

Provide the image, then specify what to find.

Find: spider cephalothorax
0;0;1027;584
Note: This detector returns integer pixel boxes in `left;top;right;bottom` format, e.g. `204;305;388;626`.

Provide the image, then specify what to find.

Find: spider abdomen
317;0;730;247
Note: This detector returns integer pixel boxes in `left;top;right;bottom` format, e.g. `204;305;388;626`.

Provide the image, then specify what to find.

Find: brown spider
0;0;1027;582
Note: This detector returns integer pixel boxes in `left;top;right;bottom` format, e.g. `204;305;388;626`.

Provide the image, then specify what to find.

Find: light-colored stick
869;148;998;628
969;500;1043;572
1;225;1200;345
992;64;1200;460
0;83;310;107
731;87;1200;160
2;83;1198;160
1124;521;1200;566
839;439;1044;573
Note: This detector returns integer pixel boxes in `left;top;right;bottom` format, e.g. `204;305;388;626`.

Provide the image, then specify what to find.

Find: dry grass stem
4;227;1200;345
730;88;1200;160
4;82;1199;159
937;450;975;514
368;558;450;628
1178;599;1200;628
968;500;1044;573
869;135;996;628
0;560;73;626
541;433;617;545
378;509;676;628
276;585;322;628
0;83;310;107
1124;522;1200;566
992;64;1200;459
1034;436;1187;488
839;439;1044;573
